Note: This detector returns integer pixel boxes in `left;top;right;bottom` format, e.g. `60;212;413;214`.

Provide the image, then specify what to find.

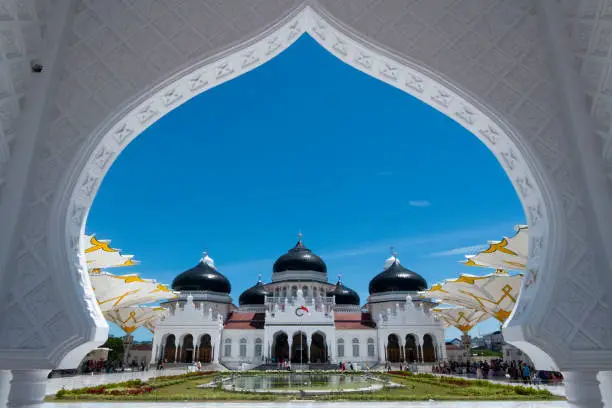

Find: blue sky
88;35;524;342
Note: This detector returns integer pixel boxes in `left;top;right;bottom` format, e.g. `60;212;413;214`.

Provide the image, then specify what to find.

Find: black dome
239;278;270;305
273;239;327;273
172;257;231;293
327;280;360;305
369;260;427;294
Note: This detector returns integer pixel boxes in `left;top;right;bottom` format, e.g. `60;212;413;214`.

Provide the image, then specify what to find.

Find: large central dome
273;235;327;274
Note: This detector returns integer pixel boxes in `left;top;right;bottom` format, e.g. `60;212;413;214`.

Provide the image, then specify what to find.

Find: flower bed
55;371;217;399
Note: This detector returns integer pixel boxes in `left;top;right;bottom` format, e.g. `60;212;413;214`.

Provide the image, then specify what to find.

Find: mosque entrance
387;334;401;363
291;332;308;364
272;332;289;363
163;334;176;363
181;334;194;363
198;334;212;363
309;332;328;363
405;334;418;363
422;334;436;362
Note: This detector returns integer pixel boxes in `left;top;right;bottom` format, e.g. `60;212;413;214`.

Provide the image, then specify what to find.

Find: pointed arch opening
405;334;418;363
53;5;558;371
291;331;308;364
198;334;212;363
387;334;401;363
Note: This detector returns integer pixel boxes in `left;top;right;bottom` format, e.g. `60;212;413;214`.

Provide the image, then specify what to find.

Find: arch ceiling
0;0;609;373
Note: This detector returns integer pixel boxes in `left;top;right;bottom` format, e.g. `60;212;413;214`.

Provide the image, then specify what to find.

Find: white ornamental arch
39;4;576;371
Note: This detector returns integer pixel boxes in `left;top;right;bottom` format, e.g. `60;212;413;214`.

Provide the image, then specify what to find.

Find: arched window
313;287;318;298
337;338;344;358
224;338;232;357
291;286;298;297
254;338;263;357
275;287;280;297
302;286;309;297
367;338;375;357
239;338;247;357
281;287;287;298
352;338;360;357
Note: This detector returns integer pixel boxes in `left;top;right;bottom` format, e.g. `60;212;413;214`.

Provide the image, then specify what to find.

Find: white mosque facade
151;237;445;369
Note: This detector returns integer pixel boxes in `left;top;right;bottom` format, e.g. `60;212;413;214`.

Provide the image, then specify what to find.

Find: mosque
151;235;445;369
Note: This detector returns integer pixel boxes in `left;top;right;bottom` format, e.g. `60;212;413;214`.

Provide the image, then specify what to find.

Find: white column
306;336;311;363
0;370;11;408
214;330;222;364
7;370;49;408
150;341;158;366
419;345;424;363
564;371;603;408
598;371;612;408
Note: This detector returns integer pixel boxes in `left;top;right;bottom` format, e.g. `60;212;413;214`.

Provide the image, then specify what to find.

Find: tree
102;335;124;364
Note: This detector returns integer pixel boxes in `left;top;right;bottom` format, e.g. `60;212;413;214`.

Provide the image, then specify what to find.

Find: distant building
445;342;468;362
448;338;462;347
470;330;504;352
483;330;504;351
502;343;534;365
470;336;486;348
126;343;152;366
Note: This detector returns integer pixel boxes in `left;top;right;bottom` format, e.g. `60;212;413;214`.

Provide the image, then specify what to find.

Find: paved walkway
45;368;187;395
44;402;568;407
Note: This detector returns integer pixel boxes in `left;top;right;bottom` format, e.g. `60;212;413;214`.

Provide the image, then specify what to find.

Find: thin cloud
430;244;488;257
409;200;431;207
215;221;519;270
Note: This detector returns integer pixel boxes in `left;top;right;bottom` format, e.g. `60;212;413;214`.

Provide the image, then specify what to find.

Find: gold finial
338;274;342;282
258;273;262;282
297;230;303;241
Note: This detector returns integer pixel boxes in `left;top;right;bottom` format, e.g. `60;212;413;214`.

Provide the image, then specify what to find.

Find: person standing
522;364;531;384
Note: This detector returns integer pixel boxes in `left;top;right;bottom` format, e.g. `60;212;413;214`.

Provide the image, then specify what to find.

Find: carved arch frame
46;5;562;369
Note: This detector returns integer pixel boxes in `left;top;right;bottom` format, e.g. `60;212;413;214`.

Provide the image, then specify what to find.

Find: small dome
369;256;427;294
273;235;327;273
239;276;270;306
327;278;360;305
172;252;231;293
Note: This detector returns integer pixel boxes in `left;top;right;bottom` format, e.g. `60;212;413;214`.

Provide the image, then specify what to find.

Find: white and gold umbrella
90;271;176;312
105;306;167;334
84;235;138;270
143;319;158;333
432;306;490;334
422;272;523;323
463;225;528;270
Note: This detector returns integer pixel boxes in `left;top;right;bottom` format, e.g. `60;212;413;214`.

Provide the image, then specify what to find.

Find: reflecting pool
226;373;378;391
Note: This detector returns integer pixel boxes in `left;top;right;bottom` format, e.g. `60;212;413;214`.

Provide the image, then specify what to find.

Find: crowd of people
431;359;564;384
80;358;149;374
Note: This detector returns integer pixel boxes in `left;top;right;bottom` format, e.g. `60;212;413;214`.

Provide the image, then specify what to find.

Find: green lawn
47;371;564;402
